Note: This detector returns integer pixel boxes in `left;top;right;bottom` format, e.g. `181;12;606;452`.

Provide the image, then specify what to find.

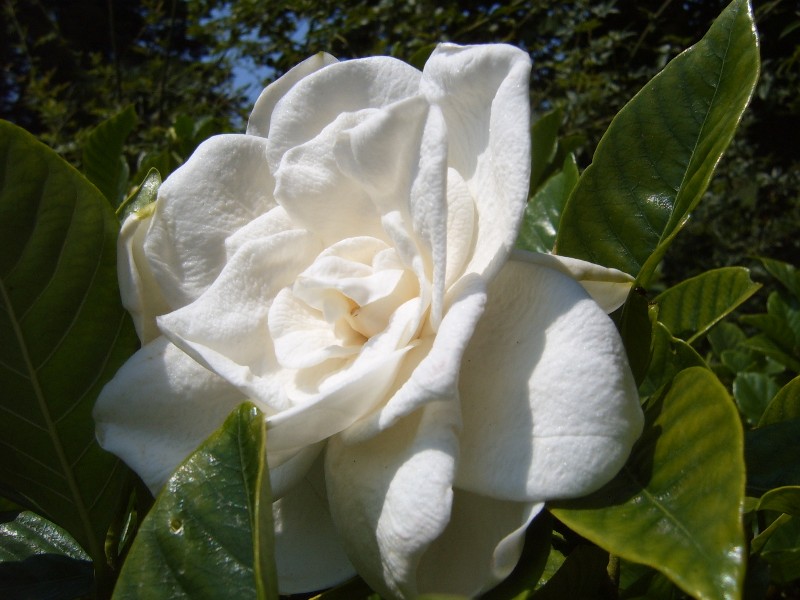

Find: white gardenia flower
94;44;644;598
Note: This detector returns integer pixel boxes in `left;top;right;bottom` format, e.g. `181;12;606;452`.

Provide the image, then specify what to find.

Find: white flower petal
421;43;532;282
266;56;421;171
247;52;338;138
146;134;275;308
416;491;542;596
341;273;487;443
326;400;460;600
335;97;449;328
157;230;322;412
273;456;355;594
455;258;643;502
273;110;387;245
513;249;634;313
118;207;171;343
93;337;244;493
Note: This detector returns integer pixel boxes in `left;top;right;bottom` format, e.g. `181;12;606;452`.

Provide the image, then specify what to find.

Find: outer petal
266;56;421;173
118;206;171;343
273;455;356;594
325;400;460;600
455;258;643;502
416;491;542;597
513;249;634;313
93;337;244;493
247;52;338;138
145;134;275;308
421;44;532;282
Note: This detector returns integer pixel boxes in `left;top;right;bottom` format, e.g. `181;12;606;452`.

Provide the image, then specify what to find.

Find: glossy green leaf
759;515;800;583
760;257;800;300
755;486;800;516
551;368;746;600
0;511;92;600
616;287;654;386
733;371;779;425
639;322;706;398
740;333;800;373
530;108;562;193
745;419;800;496
117;168;161;221
0;120;137;567
759;375;800;426
554;0;759;286
517;154;579;253
112;403;278;600
654;268;760;344
82;106;137;206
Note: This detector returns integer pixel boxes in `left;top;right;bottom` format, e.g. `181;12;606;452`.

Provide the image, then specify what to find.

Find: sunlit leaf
654;268;760;344
0;120;137;567
112;403;278;600
551;368;746;600
554;0;759;286
82;106;137;206
0;511;92;600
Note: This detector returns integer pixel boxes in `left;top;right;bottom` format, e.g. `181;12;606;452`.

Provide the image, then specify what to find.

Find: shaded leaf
82;106;137;206
759;375;800;426
530;108;562;194
755;486;800;516
0;120;137;567
745;419;800;496
654;268;760;344
760;257;800;300
517;154;579;253
759;516;800;583
554;0;760;286
0;511;92;600
732;371;780;425
551;368;746;600
530;545;613;600
639;322;706;398
112;403;277;600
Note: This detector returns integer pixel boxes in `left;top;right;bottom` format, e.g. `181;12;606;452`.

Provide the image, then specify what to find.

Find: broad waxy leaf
654;268;760;344
112;403;278;600
82;106;137;206
0;510;92;600
760;257;800;300
759;375;800;426
529;108;562;194
754;486;800;516
554;0;759;286
551;367;746;600
0;120;137;566
733;371;779;425
639;321;706;398
516;154;578;254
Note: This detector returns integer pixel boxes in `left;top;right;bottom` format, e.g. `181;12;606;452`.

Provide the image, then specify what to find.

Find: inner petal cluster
269;236;424;376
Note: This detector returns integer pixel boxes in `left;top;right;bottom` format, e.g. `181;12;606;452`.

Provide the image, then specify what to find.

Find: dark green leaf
554;0;760;286
112;403;277;600
82;106;138;206
760;257;800;300
517;154;579;253
740;334;800;373
615;288;654;387
551;368;746;600
755;487;800;516
530;108;562;194
654;268;760;343
639;322;706;398
745;419;800;496
0;120;138;567
733;372;780;425
759;375;800;426
530;545;612;600
759;515;800;583
0;511;92;600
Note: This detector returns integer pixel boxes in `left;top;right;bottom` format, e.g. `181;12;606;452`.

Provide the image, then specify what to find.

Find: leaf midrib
0;275;100;561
